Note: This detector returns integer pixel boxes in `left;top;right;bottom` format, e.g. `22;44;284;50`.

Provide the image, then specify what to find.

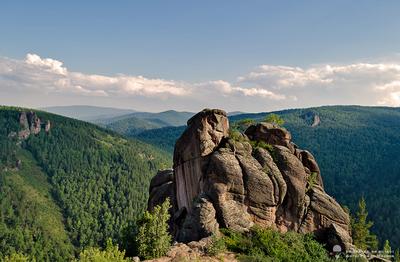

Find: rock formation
148;109;353;251
17;111;50;139
302;111;321;127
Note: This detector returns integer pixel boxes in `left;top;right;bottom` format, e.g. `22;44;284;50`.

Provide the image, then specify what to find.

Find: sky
1;0;400;112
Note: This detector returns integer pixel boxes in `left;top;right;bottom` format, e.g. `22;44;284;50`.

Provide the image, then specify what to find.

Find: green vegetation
136;199;171;260
249;140;274;152
231;118;256;132
135;126;186;152
383;240;391;254
220;227;332;262
0;107;170;260
206;234;227;256
351;198;378;250
74;239;129;262
1;252;30;262
264;113;285;126
306;172;318;192
96;110;193;137
100;116;166;136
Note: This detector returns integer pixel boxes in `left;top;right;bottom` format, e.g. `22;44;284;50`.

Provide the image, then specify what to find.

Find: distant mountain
41;105;136;121
0;106;170;260
131;105;400;248
97;110;194;136
227;111;247;116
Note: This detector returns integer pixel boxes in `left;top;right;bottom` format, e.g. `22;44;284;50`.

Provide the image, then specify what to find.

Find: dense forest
132;106;400;248
0;107;170;260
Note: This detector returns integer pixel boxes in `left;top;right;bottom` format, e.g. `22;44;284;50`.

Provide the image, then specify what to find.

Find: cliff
148;109;353;252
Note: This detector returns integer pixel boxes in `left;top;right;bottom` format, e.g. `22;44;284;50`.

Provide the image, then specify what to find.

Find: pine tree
136;199;171;259
351;197;378;250
394;249;400;262
383;240;391;254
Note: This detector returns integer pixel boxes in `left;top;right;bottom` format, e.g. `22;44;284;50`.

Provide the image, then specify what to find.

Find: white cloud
1;53;400;111
199;80;285;100
0;54;190;98
25;53;67;75
238;62;400;107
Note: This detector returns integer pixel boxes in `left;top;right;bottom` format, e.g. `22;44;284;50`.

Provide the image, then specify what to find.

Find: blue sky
1;1;400;112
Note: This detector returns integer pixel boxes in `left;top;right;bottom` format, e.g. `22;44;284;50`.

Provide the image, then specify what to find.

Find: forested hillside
133;106;400;248
0;107;170;260
95;110;194;136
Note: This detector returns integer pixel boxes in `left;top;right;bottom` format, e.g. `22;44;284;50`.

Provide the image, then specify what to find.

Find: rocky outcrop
17;111;50;139
148;108;353;251
302;111;321;127
144;238;237;262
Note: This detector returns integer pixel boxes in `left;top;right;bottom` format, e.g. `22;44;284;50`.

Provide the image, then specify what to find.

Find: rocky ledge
148;109;353;252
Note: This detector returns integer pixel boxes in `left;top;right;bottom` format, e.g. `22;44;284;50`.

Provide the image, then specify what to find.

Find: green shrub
221;227;332;262
206;234;226;256
231;119;256;132
74;238;129;262
1;252;30;262
306;172;318;192
264;114;285;126
136;199;171;260
252;140;273;151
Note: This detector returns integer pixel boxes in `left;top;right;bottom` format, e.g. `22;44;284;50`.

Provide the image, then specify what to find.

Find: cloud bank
1;53;400;111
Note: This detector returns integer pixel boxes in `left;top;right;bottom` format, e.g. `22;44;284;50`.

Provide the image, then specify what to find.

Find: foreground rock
144;238;237;262
149;109;353;252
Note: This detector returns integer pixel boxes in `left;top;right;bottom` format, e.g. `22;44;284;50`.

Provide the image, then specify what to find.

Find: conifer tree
351;197;378;250
394;249;400;262
136;199;171;259
383;240;391;254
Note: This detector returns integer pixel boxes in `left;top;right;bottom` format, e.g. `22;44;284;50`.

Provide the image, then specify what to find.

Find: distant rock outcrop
302;111;321;127
17;111;50;139
148;109;353;251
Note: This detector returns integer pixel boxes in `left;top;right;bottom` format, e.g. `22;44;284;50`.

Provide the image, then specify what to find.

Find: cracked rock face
148;108;353;251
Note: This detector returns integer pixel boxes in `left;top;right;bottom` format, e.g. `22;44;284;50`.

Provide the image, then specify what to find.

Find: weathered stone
245;122;294;152
252;147;287;205
147;108;353;251
45;120;51;133
19;112;29;129
173;109;229;212
298;150;323;187
178;196;220;242
150;169;174;189
27;111;41;134
274;145;308;231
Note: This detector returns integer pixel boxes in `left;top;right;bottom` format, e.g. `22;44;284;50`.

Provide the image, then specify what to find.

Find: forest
0;107;170;260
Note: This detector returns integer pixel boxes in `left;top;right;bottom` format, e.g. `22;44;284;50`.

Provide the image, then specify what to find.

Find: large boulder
148;109;353;250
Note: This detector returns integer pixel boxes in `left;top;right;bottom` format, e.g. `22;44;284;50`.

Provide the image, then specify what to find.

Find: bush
249;140;273;152
1;252;30;262
74;238;128;262
231;119;256;132
136;199;171;259
306;172;318;192
221;227;332;262
264;114;285;126
206;234;226;256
